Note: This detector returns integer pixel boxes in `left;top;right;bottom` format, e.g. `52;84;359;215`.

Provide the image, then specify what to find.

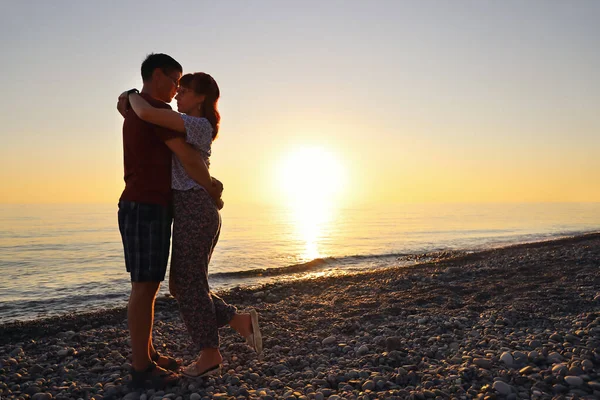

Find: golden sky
1;1;599;205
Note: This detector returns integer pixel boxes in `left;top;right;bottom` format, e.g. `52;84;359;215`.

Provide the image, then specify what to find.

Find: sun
278;147;346;207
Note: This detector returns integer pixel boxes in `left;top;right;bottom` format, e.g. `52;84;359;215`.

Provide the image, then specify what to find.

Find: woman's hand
117;91;129;117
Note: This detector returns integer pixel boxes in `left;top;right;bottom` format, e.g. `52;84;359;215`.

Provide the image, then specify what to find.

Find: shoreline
1;232;599;399
1;230;598;325
1;232;598;342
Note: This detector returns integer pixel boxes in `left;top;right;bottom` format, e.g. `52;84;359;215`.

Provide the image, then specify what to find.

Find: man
117;53;221;388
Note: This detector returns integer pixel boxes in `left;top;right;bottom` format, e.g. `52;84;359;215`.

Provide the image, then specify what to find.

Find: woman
121;72;262;378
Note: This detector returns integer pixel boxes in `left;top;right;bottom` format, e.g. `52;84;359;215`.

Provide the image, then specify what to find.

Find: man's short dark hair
141;53;182;82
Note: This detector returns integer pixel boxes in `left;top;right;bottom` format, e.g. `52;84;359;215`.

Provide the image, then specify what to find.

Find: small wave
208;230;598;281
0;292;126;311
210;258;330;279
208;250;457;280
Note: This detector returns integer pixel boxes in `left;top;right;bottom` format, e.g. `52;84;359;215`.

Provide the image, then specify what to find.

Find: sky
0;0;599;206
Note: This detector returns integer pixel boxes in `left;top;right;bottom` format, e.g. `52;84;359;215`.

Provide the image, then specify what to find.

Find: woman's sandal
151;351;180;371
244;309;263;356
181;362;222;379
129;361;180;389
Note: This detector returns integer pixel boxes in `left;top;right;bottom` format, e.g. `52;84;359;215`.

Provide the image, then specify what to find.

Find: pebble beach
1;233;599;400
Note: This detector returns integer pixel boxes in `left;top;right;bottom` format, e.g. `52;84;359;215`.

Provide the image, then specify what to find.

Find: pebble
500;351;513;366
493;381;512;395
322;336;336;346
474;358;492;369
564;376;583;386
552;364;568;375
519;366;535;375
362;380;375;391
356;345;369;356
547;351;563;363
385;336;403;351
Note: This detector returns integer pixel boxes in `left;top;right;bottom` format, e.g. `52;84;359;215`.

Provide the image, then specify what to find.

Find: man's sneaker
129;361;180;389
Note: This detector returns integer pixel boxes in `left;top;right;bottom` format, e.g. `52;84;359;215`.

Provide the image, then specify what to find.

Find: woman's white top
171;114;213;191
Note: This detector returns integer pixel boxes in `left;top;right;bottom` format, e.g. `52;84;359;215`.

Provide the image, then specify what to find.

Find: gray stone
552;364;568;375
269;379;283;388
385;337;403;352
552;384;568;394
493;381;512;396
582;359;594;370
500;352;513;366
322;336;336;346
565;334;579;343
357;345;369;356
473;358;492;369
519;366;535;375
547;352;564;363
549;333;563;342
362;380;375;391
529;339;542;348
568;366;584;376
564;376;583;386
568;388;589;397
25;385;42;395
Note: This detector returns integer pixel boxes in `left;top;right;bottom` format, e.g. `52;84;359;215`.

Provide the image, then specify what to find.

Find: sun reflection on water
289;199;336;261
278;147;347;262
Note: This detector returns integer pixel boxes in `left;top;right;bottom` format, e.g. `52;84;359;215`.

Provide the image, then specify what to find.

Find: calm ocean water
1;203;599;323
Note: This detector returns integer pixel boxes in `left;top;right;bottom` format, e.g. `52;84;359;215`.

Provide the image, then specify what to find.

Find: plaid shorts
118;200;172;282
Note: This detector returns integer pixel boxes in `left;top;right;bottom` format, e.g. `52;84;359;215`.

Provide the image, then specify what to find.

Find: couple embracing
116;53;262;389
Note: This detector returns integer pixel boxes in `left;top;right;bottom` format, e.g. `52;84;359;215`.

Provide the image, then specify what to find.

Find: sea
1;202;599;323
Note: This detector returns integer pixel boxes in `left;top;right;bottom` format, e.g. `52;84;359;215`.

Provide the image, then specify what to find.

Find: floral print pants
170;189;236;349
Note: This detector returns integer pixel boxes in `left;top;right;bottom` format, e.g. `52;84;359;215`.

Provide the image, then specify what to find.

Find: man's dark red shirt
119;93;183;206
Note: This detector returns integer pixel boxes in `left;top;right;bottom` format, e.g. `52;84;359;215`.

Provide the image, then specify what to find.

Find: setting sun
278;147;346;208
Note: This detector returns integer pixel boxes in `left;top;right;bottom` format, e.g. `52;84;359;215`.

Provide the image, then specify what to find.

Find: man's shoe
129;361;180;389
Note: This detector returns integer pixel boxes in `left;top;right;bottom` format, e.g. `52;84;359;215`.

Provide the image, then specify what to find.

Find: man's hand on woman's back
210;177;225;210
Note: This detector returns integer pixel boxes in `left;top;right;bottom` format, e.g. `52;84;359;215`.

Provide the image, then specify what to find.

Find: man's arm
164;137;224;208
